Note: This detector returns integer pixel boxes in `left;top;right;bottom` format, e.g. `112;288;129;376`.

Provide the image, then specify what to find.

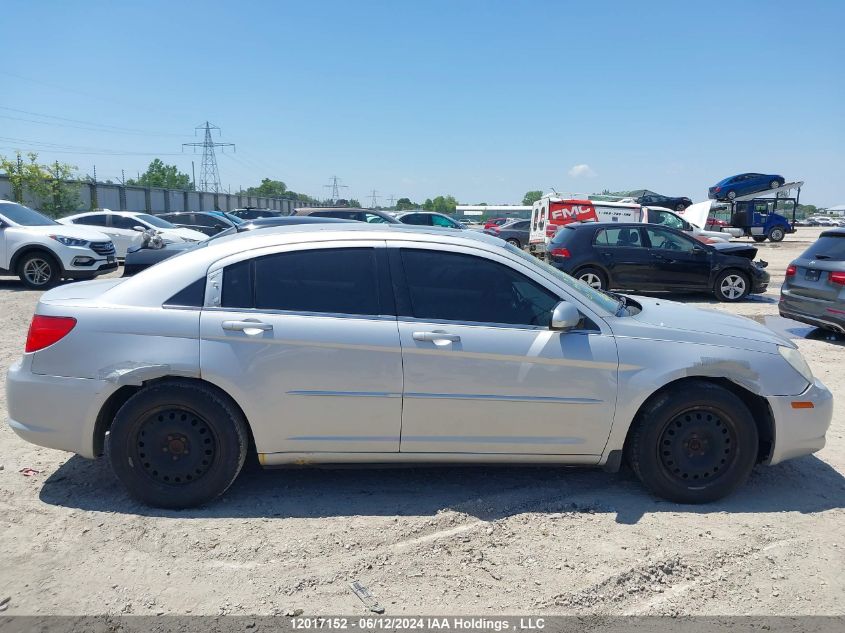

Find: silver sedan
6;225;833;508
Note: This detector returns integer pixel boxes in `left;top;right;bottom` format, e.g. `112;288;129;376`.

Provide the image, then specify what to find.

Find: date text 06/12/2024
291;617;546;630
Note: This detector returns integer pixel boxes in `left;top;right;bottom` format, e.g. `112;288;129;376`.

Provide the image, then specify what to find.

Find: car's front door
391;244;618;456
199;242;403;455
643;226;711;288
108;215;144;257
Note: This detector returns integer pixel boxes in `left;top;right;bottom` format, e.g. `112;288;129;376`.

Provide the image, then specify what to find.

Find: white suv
0;200;117;289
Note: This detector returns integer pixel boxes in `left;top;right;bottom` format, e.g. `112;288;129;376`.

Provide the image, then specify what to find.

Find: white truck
528;195;729;256
0;200;118;289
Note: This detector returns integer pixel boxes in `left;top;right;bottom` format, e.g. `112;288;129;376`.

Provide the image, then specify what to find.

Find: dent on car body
97;362;198;385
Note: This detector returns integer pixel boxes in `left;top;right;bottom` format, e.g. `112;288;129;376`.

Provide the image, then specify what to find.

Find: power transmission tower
386;194;396;207
323;175;348;202
182;122;235;193
368;189;380;208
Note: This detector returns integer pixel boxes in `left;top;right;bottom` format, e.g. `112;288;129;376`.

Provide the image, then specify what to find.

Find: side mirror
133;225;146;232
550;301;581;331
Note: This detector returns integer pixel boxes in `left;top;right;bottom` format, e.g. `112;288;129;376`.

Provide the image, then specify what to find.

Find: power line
182;122;235;193
0;105;186;136
324;176;348;201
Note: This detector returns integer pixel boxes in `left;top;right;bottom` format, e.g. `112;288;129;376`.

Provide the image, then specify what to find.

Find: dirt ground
0;227;843;617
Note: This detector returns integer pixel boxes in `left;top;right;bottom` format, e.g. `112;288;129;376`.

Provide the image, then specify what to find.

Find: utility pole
368;189;380;208
191;161;196;191
182;122;235;193
387;194;396;207
92;164;98;209
13;152;23;202
323;176;348;202
120;169;126;185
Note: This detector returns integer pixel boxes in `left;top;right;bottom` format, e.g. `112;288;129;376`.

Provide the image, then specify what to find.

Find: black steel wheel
108;379;248;508
626;380;758;503
658;408;736;484
132;407;218;486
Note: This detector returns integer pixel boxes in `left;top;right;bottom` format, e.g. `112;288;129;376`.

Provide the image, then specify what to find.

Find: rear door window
221;248;383;316
73;214;110;226
594;227;643;247
401;213;431;226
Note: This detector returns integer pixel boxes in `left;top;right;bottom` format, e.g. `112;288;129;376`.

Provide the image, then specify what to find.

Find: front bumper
766;379;834;465
64;261;119;279
5;356;113;458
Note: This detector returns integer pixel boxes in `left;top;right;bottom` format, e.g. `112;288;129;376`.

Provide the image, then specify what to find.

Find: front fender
600;336;806;462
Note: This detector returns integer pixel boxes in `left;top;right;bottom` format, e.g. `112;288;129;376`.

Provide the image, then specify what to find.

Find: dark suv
779;228;845;333
157;212;237;237
547;222;769;302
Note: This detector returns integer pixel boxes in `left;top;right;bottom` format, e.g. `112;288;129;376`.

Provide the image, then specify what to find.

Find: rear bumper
766;379;834;465
780;291;845;333
5;356;112;458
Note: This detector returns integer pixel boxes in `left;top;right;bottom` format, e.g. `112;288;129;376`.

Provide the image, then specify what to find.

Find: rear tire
17;251;61;290
768;227;785;242
574;267;607;290
770;179;781;190
714;270;750;302
727;190;737;200
626;381;758;504
108;380;249;509
675;203;686;212
506;238;521;248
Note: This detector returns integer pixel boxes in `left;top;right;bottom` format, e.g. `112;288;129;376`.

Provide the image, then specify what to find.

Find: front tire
626;381;758;503
108;380;249;509
714;270;750;301
17;251;61;290
769;179;781;190
726;190;737;200
505;238;521;248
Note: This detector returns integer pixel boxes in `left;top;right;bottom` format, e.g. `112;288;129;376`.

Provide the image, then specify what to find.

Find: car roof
105;224;507;308
820;228;845;238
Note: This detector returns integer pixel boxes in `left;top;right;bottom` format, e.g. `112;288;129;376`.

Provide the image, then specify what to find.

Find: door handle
412;331;461;343
222;320;273;333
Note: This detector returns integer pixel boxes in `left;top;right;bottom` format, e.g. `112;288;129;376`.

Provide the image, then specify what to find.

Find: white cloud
568;164;597;179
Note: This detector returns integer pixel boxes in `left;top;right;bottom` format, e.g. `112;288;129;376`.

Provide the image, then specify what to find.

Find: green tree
246;178;287;197
522;190;543;205
425;195;458;214
348;198;362;208
395;197;416;210
0;152;81;216
127;159;192;190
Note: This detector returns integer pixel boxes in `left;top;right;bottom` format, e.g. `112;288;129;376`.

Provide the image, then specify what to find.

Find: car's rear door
592;226;652;288
199;241;403;456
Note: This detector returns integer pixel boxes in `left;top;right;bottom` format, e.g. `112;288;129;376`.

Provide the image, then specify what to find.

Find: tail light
714;186;721;193
549;247;571;258
785;265;796;277
25;315;77;353
829;271;845;285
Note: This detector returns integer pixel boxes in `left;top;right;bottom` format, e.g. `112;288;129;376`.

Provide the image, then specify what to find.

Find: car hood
712;242;758;260
10;224;112;242
609;296;791;353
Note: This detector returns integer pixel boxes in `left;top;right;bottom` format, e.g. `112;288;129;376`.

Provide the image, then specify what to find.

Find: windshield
503;243;622;314
137;213;175;229
221;212;244;224
0;201;59;226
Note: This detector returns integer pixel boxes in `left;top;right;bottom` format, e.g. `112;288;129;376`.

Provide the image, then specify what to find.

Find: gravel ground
0;227;843;616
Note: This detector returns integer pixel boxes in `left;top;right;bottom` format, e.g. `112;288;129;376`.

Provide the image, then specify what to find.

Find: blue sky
2;0;843;206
